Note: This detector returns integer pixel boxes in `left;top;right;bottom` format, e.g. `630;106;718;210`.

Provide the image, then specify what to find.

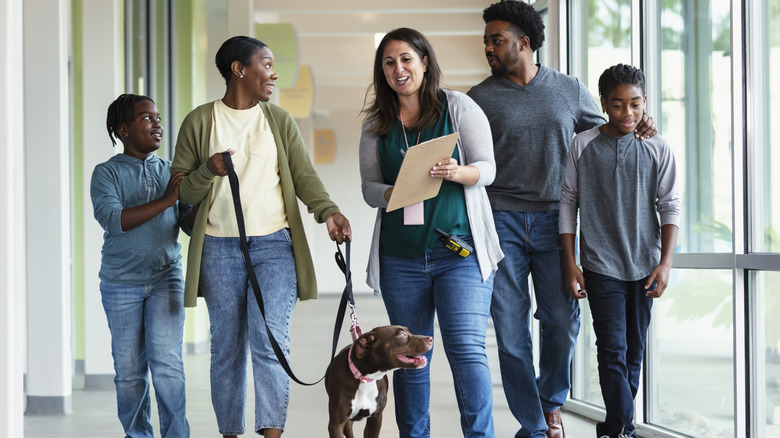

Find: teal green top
378;94;470;257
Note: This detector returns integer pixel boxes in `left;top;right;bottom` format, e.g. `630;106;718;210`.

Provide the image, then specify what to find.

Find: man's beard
490;63;509;77
489;42;519;78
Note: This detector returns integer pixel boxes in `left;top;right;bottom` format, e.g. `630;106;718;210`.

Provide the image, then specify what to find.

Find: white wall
23;0;72;414
0;0;26;433
80;0;124;385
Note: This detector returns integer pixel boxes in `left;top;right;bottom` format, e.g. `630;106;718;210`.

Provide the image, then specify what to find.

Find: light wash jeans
199;229;297;435
379;234;495;438
100;276;189;438
491;210;581;438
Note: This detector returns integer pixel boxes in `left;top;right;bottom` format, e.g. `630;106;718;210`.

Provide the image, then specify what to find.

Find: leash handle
223;152;328;386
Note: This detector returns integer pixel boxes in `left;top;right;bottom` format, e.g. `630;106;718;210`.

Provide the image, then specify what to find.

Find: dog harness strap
347;344;374;383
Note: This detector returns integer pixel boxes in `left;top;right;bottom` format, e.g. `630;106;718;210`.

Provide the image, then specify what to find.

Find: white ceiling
253;0;495;114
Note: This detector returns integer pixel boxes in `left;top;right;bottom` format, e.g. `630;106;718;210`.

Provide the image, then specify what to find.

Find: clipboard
386;132;460;212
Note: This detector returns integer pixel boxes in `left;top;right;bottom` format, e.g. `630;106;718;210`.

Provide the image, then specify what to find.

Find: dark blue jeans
584;269;653;438
379;235;494;438
492;210;580;437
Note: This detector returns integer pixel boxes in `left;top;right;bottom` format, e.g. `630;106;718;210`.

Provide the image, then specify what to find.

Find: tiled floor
24;294;597;437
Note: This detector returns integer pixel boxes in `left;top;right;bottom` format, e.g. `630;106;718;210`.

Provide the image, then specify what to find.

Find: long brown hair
362;28;443;136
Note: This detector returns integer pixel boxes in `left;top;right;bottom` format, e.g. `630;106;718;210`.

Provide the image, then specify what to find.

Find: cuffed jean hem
200;230;297;434
256;424;285;434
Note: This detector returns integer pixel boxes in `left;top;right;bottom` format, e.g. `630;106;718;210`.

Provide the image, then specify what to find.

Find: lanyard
400;112;421;152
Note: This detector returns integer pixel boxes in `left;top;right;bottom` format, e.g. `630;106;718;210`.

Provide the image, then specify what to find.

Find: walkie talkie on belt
435;228;473;257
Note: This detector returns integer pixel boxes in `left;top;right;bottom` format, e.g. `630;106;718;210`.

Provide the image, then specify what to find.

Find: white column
0;0;26;433
23;0;72;415
81;0;123;388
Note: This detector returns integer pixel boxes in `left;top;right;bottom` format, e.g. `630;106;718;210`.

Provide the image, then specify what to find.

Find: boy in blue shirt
559;64;680;438
90;94;192;437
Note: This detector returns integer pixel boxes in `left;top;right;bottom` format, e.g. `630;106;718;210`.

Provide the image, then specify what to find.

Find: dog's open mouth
397;354;428;368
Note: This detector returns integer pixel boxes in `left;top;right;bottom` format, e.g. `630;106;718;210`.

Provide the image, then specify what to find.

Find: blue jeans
491;210;581;437
584;269;653;438
100;276;189;438
379;235;494;438
199;229;297;435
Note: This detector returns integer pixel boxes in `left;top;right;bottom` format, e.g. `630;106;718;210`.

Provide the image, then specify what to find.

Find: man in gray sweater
467;2;656;437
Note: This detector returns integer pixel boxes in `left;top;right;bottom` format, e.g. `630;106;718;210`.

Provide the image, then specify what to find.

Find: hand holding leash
206;149;235;176
221;151;356;386
326;212;351;244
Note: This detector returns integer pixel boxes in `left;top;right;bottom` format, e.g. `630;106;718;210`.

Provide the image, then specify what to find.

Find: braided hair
106;94;154;146
483;0;546;52
598;64;646;99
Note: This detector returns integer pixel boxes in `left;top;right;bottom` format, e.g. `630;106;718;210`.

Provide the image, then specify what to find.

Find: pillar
23;0;73;415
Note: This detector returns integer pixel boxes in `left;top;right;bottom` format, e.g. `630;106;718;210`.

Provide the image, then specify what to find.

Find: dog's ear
355;333;377;359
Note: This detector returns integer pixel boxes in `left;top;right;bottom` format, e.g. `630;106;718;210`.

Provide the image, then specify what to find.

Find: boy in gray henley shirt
559;64;680;438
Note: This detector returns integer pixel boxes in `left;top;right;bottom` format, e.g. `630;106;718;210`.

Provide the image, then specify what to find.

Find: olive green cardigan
172;101;340;307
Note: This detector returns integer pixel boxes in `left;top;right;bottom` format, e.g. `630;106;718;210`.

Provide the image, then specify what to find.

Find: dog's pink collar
348;344;375;383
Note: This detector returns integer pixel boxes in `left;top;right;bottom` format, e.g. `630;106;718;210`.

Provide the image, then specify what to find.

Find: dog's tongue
398;354;428;368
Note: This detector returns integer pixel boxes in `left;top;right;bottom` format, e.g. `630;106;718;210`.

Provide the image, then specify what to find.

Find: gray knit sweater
468;64;604;212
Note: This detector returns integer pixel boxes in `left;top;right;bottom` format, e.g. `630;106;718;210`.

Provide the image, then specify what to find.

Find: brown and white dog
324;325;433;438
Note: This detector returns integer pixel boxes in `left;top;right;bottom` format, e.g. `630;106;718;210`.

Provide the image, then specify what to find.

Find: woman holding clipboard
358;27;504;438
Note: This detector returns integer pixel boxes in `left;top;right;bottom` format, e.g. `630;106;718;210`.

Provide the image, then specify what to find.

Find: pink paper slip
403;201;424;225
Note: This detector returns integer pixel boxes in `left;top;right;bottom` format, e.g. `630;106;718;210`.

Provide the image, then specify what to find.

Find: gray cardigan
359;89;504;292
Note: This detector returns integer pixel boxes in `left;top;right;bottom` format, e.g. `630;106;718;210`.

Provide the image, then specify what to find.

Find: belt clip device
435;228;472;258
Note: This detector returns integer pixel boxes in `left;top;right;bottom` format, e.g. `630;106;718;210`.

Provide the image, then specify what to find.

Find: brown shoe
544;409;564;438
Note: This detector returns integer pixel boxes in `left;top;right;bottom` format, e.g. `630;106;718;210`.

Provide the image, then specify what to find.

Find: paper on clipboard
386;132;460;212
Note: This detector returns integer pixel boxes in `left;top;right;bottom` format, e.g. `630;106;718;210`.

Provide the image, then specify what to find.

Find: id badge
403;201;424;225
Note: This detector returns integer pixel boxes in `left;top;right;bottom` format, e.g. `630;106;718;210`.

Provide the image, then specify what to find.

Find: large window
657;0;732;254
750;5;780;438
648;269;734;436
568;1;739;436
756;271;780;437
568;0;632;414
752;1;780;253
125;0;174;156
572;0;631;104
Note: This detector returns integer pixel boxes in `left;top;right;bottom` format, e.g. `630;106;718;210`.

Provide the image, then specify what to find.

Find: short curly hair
598;64;646;99
483;0;546;52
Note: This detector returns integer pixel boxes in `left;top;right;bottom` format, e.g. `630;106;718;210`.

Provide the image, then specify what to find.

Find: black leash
333;240;363;347
221;151;358;386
